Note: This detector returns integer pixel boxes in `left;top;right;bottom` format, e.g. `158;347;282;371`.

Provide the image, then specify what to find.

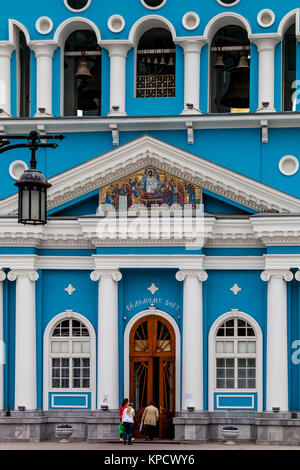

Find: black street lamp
0;131;65;225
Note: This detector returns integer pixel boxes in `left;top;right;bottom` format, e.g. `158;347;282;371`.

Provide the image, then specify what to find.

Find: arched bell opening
63;29;101;116
16;29;31;117
282;23;296;111
136;28;176;99
210;25;250;114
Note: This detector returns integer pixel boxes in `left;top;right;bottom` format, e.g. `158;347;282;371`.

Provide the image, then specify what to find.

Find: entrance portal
129;315;175;439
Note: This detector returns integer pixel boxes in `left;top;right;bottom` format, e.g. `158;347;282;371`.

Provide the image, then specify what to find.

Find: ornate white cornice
250;216;300;245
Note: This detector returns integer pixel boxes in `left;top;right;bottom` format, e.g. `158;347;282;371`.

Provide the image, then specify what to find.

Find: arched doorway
129;314;175;439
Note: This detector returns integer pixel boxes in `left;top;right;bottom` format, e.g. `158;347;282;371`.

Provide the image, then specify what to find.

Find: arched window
136;28;175;98
17;30;30;117
282;23;296;111
64;29;101;116
50;318;91;390
210;25;250;113
215;317;256;390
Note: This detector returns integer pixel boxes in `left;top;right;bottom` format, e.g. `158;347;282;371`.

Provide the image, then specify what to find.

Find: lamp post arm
0;142;58;154
0;143;32;154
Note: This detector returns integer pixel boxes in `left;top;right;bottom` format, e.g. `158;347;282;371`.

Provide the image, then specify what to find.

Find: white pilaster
0;271;6;410
8;270;39;410
176;269;208;410
90;269;122;410
30;43;57;117
178;40;206;114
0;44;14;117
261;269;293;411
103;43;132;116
251;37;280;113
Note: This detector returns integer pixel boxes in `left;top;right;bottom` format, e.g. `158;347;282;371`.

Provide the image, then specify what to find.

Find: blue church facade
0;0;300;443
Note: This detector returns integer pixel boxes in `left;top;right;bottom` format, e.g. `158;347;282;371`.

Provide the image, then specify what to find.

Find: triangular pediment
1;135;299;215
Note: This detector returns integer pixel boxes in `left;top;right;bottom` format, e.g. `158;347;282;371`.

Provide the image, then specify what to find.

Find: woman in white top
122;402;135;445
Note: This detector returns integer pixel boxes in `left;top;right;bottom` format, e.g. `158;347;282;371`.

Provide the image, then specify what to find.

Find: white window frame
43;311;96;410
49;322;91;392
208;311;263;411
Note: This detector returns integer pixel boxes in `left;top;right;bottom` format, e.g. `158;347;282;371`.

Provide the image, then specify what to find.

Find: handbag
120;423;125;436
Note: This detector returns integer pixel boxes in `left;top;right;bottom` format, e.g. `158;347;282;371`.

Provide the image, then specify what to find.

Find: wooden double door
129;315;175;439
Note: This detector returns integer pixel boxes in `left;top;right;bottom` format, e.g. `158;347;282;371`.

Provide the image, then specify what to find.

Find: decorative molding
65;284;76;296
264;254;300;270
260;120;268;144
147;283;159;295
230;284;242;295
92;254;205;270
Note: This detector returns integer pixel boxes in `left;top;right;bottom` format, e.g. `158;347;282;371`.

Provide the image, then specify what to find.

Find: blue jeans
123;422;134;443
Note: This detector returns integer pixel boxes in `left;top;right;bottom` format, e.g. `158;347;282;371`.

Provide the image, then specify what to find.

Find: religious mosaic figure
101;167;201;210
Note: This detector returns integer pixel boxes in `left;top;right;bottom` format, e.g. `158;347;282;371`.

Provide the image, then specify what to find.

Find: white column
90;269;122;410
7;270;39;410
178;40;206;114
30;43;57;117
0;271;6;410
0;44;14;117
261;269;293;411
104;44;132;116
176;269;208;410
252;37;280;113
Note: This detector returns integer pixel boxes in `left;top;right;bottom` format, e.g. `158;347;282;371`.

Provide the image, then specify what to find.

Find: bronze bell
77;93;97;110
167;56;175;67
83;77;101;99
153;56;159;65
214;53;225;70
75;57;92;80
159;56;166;66
236;53;250;71
220;70;250;109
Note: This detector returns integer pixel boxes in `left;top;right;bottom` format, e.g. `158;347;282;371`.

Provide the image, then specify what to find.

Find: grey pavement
0;440;298;450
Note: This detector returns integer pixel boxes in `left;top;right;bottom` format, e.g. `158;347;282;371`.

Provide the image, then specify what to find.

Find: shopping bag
139;421;145;435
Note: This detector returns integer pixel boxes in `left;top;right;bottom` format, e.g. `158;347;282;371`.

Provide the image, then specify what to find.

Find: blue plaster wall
203;270;267;410
38;270;98;409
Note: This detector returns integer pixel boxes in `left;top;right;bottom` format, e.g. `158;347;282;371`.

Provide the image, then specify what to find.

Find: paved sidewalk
0;440;298;450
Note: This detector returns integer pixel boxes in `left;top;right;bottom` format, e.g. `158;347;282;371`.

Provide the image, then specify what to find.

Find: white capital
0;43;14;59
261;270;293;282
176;270;208;282
250;36;280;53
7;270;39;282
29;42;57;59
178;39;207;55
90;270;122;282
